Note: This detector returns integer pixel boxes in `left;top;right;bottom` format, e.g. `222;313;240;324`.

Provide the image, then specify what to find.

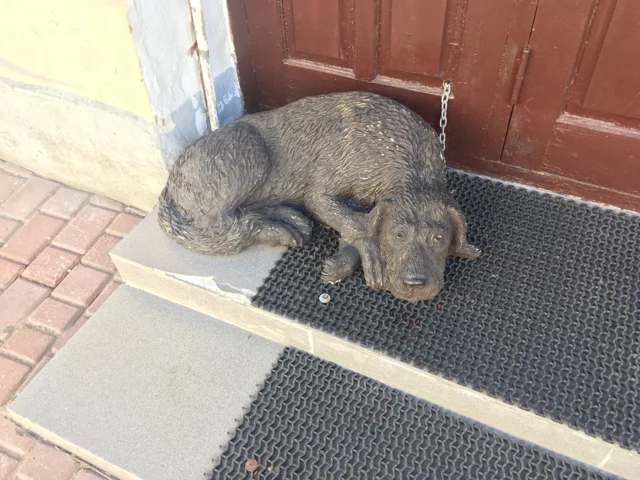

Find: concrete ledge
111;209;285;302
111;254;639;479
0;79;168;211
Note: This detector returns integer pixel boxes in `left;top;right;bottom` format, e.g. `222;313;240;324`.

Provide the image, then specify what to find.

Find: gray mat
253;171;640;451
211;348;615;479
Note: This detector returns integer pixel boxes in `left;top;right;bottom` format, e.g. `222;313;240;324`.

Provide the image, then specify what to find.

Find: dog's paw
276;207;313;241
321;246;360;284
456;244;482;259
257;220;306;248
256;206;313;242
321;263;346;284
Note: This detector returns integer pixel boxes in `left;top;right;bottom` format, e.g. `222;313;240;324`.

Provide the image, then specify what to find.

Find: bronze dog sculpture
158;91;481;301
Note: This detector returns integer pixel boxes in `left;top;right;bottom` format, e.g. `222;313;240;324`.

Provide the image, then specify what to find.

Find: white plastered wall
0;0;242;210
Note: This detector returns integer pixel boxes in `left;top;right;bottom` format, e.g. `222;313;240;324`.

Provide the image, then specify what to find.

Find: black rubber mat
253;171;640;451
210;349;615;479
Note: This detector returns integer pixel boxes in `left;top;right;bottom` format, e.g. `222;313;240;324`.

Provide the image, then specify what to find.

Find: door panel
283;0;355;68
503;0;640;197
378;0;449;79
579;0;640;119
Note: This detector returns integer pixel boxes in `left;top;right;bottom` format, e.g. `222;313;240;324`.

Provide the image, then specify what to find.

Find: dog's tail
158;187;239;254
157;186;195;245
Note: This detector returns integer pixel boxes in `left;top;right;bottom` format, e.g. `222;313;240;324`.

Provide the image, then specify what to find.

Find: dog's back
237;91;444;204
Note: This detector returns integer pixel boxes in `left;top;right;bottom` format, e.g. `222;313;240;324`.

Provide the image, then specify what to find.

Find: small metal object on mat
245;459;259;472
252;170;640;452
210;349;614;479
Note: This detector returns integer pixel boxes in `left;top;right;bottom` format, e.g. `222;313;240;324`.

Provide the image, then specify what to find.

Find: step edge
112;254;640;480
5;410;143;480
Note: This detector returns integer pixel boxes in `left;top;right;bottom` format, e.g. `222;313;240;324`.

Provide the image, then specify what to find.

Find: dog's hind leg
160;122;309;254
246;204;313;243
164;201;311;254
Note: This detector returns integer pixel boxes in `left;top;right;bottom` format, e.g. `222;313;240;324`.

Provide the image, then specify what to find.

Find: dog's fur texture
158;91;481;301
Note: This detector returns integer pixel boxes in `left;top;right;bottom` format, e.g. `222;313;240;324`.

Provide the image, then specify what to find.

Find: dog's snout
402;275;427;287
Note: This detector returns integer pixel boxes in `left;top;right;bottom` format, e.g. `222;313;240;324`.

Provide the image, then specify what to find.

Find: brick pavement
0;161;144;480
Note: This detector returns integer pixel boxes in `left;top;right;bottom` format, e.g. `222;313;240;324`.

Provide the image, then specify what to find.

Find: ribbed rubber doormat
252;171;640;451
210;349;615;479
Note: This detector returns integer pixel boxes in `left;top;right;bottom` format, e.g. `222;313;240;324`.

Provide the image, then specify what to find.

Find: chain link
439;80;452;160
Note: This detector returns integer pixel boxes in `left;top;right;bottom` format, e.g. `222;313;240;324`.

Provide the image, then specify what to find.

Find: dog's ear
446;197;482;259
368;199;392;236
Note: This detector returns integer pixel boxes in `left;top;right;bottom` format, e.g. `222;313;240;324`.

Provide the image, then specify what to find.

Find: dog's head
370;193;476;302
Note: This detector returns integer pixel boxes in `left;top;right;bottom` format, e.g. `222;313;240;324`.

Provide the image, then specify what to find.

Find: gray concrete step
8;285;284;480
7;282;622;480
107;208;639;479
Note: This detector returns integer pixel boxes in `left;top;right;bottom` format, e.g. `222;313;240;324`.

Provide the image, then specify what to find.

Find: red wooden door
228;0;640;210
501;0;640;210
231;0;535;162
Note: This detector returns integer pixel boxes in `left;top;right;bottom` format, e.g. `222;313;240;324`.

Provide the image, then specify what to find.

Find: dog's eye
432;234;444;245
396;231;405;239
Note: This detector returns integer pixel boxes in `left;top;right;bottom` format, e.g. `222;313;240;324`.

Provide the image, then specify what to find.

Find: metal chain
439;80;452;160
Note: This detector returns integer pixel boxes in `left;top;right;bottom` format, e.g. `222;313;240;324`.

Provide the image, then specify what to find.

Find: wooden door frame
226;0;261;114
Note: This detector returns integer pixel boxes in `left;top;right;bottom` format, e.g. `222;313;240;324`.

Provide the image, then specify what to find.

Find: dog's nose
402;275;427;287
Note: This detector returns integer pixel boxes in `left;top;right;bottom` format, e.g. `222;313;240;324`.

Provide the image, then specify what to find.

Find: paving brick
0;162;32;178
0;217;19;244
52;265;110;308
18;351;54;395
81;235;119;273
0;214;65;264
0;259;23;290
105;213;141;238
0;171;24;204
51;206;116;255
0;451;18;480
0;279;50;340
0;417;36;456
39;188;89;220
17;443;78;480
86;282;119;317
22;247;80;288
0;356;31;404
0;178;58;221
89;195;123;212
27;299;80;336
2;328;55;365
53;316;88;353
73;468;107;480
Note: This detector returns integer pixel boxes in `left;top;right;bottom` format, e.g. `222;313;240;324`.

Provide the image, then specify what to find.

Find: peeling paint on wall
127;0;210;167
201;0;244;127
214;67;243;127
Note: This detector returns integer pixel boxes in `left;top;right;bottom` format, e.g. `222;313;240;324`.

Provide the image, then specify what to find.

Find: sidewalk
0;160;144;480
